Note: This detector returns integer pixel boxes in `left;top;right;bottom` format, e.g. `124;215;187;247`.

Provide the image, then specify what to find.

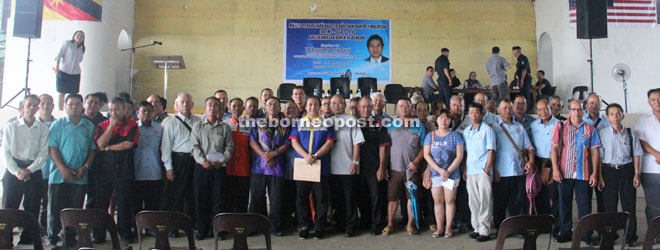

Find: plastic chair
494;215;555;250
213;213;272;250
357;77;377;97
640;216;660;250
384;84;406;104
0;209;43;250
303;77;323;97
60;208;130;250
329;77;351;99
558;212;630;250
135;211;197;250
277;83;297;102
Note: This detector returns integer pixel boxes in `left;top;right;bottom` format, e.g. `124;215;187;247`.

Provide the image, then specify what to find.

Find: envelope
293;158;321;182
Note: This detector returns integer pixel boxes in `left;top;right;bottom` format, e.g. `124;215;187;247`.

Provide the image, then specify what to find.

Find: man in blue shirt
491;99;535;230
47;94;97;247
513;96;535;140
289;96;335;239
531;99;560;236
582;93;609;220
134;101;164;216
463;103;497;242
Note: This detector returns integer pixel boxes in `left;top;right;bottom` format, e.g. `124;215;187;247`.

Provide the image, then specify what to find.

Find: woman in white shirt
53;30;85;110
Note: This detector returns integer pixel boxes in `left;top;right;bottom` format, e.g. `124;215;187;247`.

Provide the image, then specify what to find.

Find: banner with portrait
283;19;391;84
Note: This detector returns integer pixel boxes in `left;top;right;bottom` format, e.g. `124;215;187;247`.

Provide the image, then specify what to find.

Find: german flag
43;0;102;22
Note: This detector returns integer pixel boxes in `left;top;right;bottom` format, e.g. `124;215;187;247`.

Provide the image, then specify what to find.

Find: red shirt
225;117;251;177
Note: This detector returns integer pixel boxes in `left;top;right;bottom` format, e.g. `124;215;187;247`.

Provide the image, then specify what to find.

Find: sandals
432;231;445;238
444;232;454;238
381;226;393;236
406;226;419;235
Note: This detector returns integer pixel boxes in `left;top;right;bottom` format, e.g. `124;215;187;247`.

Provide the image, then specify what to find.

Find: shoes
120;237;133;245
469;232;480;239
345;230;355;237
554;234;571;243
476;235;491;242
272;230;284;237
626;239;638;247
92;238;106;244
429;224;437;231
298;227;309;239
314;231;324;240
195;232;207;241
169;230;180;238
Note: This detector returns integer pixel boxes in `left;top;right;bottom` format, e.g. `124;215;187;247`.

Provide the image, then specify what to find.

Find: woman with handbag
423;109;464;238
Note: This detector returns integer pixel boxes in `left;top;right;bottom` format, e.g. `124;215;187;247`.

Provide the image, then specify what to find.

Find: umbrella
405;180;419;230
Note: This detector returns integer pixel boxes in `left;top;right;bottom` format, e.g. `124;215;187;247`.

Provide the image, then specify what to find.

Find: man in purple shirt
249;97;291;236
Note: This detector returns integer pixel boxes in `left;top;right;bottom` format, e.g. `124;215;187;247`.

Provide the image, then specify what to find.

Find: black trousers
249;174;283;231
281;179;297;229
166;153;195;222
419;188;435;226
2;168;42;243
193;165;225;234
455;177;471;227
225;175;250;213
47;183;86;245
437;81;452;108
296;177;329;232
40;178;49;231
534;158;560;234
357;172;387;231
493;175;524;229
134;180;163;212
330;174;359;232
558;179;592;236
602;164;637;240
92;179;135;240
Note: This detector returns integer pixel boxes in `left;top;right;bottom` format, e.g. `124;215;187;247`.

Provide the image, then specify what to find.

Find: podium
149;55;186;99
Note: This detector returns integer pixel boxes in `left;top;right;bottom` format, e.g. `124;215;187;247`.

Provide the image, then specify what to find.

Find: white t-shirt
634;112;660;174
330;114;365;175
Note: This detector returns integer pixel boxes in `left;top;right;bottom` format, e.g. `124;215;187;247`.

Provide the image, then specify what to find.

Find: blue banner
283;19;391;84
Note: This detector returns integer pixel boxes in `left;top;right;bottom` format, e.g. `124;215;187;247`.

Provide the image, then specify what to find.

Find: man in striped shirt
551;99;601;244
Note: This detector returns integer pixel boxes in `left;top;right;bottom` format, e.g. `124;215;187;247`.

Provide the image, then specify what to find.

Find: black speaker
13;0;43;38
576;0;608;39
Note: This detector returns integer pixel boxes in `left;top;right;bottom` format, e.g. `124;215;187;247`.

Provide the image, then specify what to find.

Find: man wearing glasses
551;99;601;244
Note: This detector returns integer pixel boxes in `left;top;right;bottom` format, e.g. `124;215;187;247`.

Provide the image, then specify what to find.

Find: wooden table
452;88;520;94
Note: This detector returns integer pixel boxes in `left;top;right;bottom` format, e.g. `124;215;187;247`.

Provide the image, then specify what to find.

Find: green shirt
48;116;97;184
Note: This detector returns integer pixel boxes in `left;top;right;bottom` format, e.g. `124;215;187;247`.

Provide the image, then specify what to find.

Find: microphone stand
121;43;159;96
2;38;33;109
620;72;629;113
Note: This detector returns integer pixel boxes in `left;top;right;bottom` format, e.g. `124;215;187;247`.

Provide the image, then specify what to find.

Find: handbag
499;123;541;215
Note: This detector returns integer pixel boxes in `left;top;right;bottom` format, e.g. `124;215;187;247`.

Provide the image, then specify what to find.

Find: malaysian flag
569;0;657;27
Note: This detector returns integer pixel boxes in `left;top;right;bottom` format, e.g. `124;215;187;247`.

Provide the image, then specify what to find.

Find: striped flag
43;0;102;22
569;0;657;27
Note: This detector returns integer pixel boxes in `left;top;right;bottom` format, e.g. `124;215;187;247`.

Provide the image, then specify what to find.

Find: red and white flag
569;0;657;27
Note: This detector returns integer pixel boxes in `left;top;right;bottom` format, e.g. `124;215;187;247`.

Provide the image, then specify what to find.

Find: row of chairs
277;77;419;104
496;212;660;250
0;209;271;250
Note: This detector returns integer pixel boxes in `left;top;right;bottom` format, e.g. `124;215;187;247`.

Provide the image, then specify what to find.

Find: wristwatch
352;160;360;165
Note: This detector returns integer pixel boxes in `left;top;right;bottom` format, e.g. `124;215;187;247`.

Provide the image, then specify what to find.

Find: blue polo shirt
463;123;496;175
289;116;336;176
492;116;534;177
48;116;97;184
134;121;164;181
531;117;558;159
483;112;498;126
583;113;610;131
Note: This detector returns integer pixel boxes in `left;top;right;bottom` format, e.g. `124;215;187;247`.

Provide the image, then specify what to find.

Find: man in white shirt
329;95;365;237
2;95;49;244
634;88;660;232
161;93;201;222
